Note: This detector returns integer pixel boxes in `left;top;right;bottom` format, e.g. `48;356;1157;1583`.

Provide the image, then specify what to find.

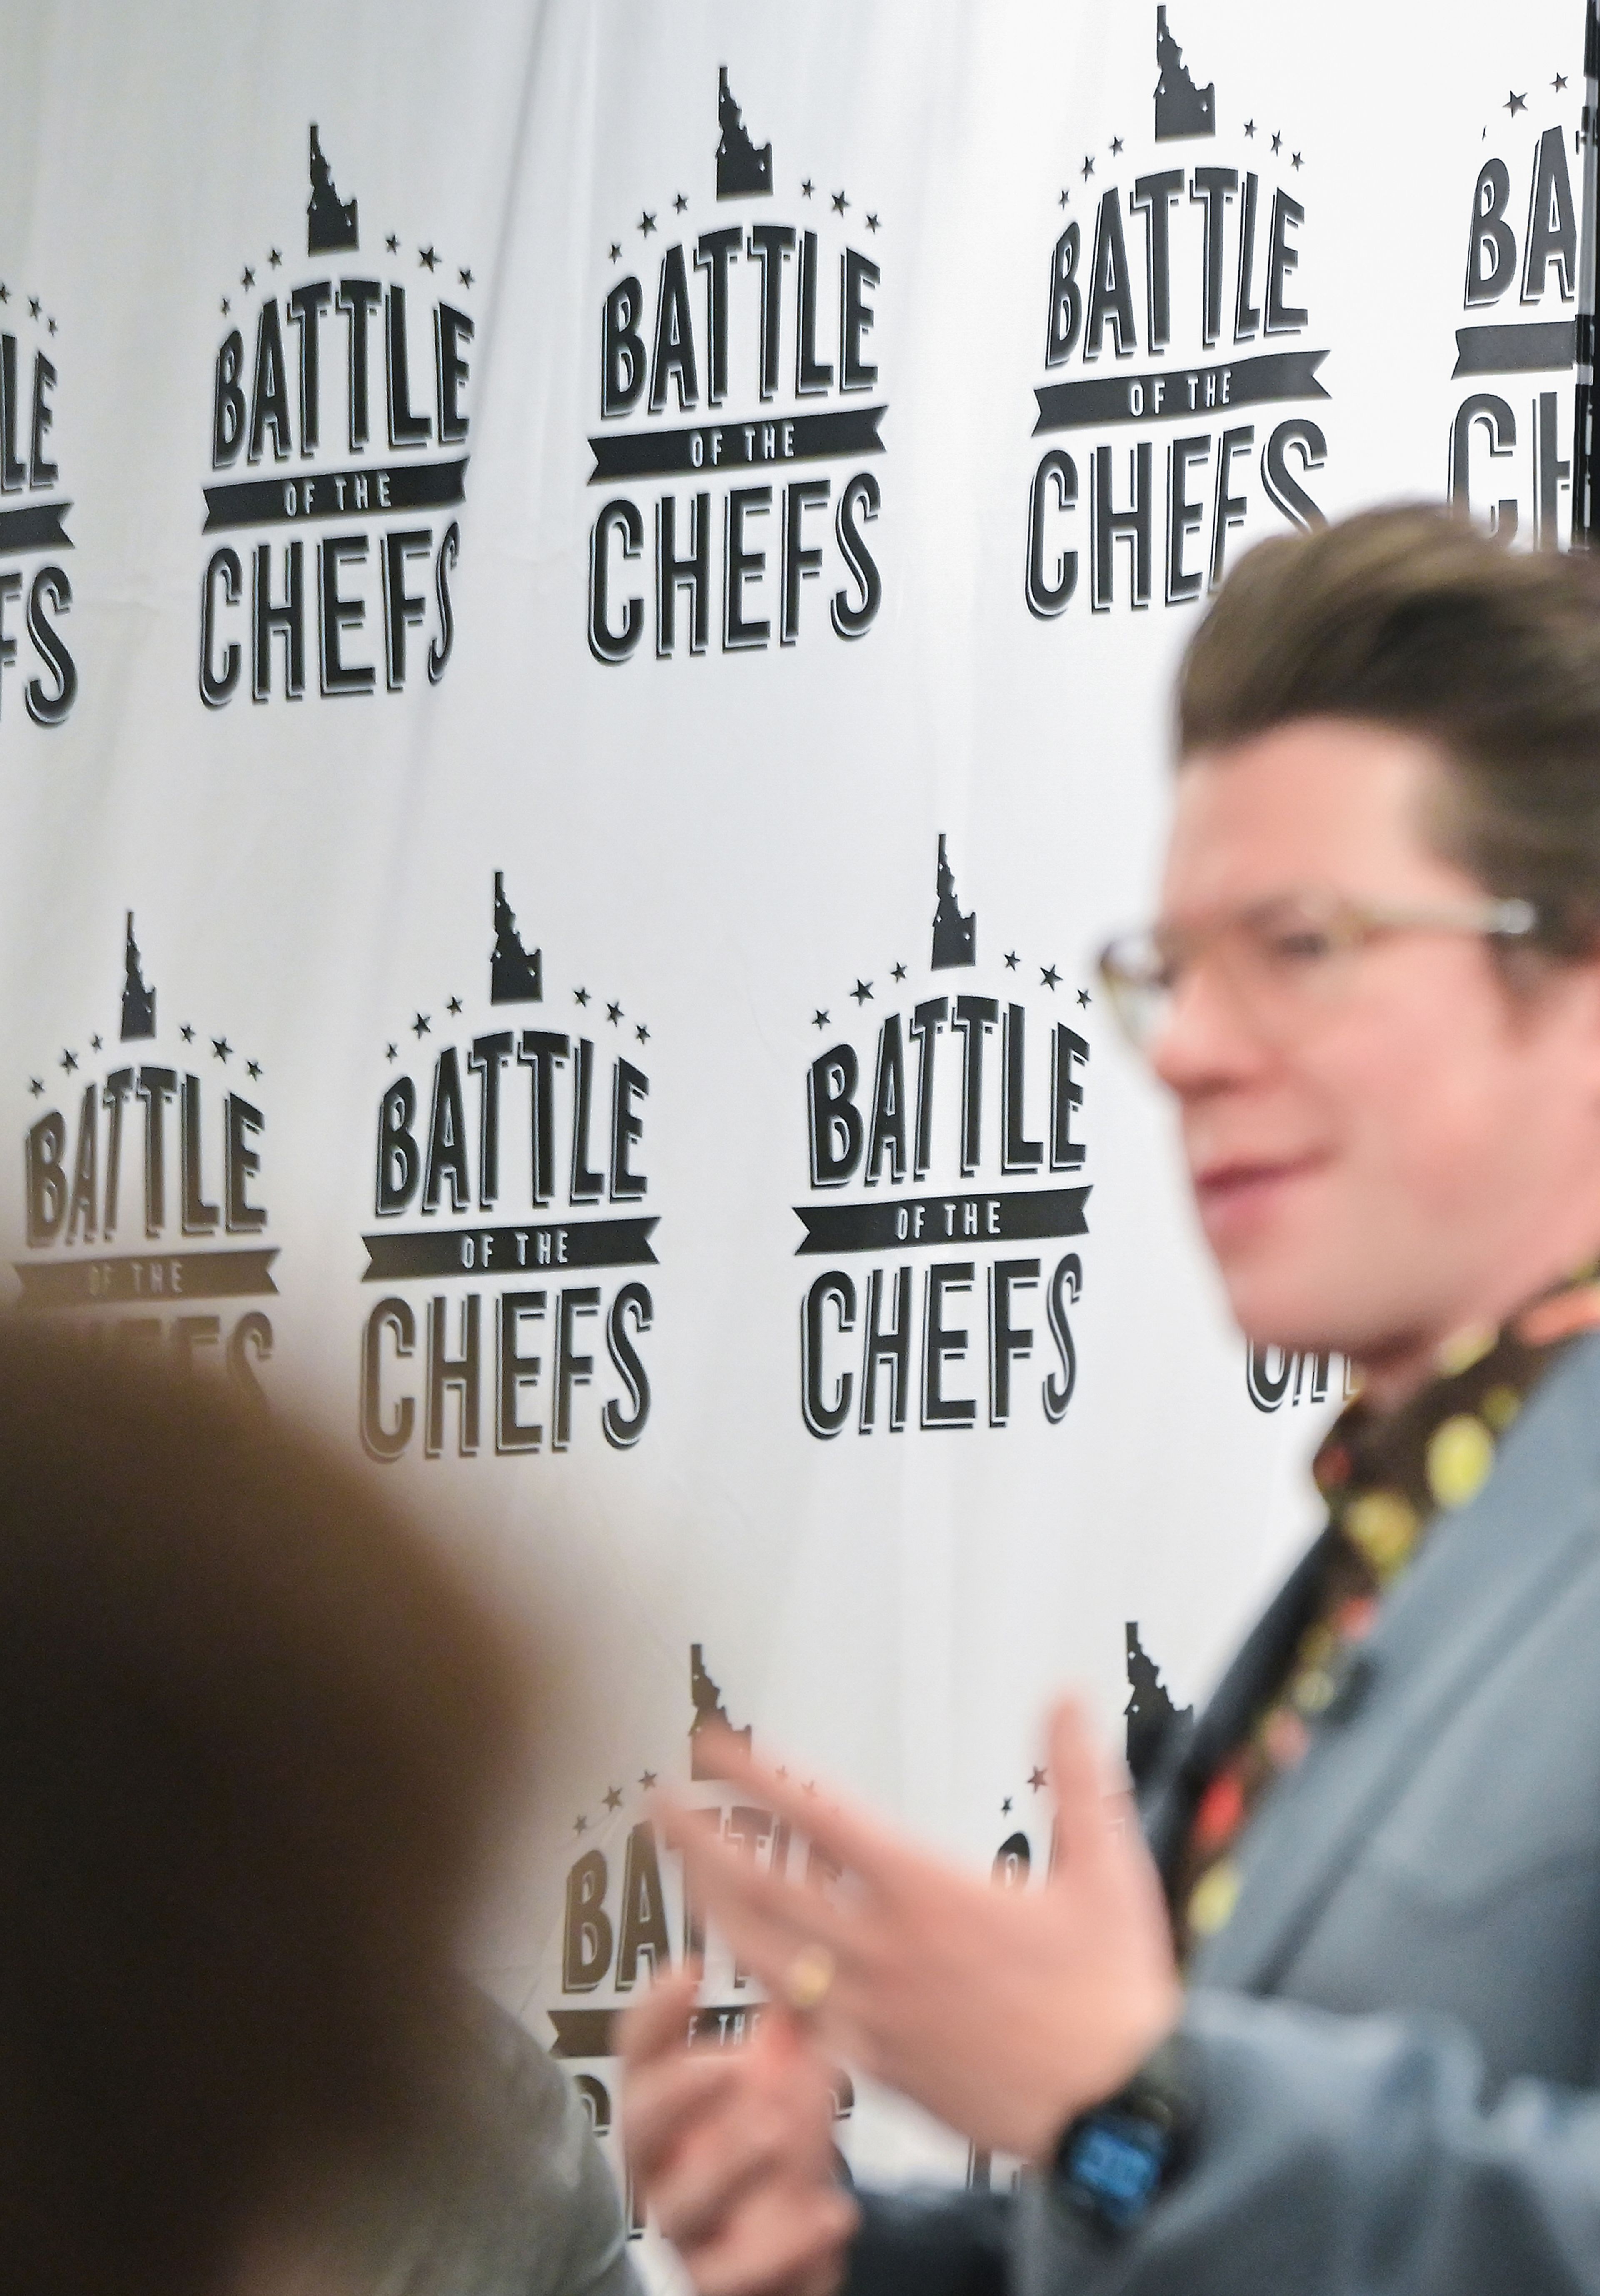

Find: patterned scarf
1174;1263;1600;1962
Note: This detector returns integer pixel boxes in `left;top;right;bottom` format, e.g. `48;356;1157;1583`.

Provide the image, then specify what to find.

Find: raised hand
658;1699;1180;2163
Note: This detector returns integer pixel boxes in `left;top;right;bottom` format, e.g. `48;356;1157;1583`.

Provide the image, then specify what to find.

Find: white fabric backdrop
0;0;1580;2241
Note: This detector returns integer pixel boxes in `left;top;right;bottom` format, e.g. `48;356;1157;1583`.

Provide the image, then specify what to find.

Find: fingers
1045;1695;1117;1874
625;2041;752;2188
619;1957;701;2071
660;1791;856;1958
681;1729;904;1889
687;2186;861;2296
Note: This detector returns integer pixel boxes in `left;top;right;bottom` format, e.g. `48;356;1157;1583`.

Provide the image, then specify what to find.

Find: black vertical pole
1572;0;1600;543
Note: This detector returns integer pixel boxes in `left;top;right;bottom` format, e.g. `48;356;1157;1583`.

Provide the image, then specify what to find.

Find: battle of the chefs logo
1025;7;1330;620
0;270;76;727
1449;63;1580;541
588;66;885;664
358;874;656;1463
199;126;473;707
15;915;275;1395
796;841;1089;1439
526;1646;852;2231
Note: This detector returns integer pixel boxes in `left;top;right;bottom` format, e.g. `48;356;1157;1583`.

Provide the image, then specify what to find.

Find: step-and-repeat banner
0;0;1582;2238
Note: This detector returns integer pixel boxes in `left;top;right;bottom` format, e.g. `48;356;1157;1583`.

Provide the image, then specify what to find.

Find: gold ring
782;1942;836;2014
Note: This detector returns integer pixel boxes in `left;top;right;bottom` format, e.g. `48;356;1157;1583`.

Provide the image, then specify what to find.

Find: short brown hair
1178;505;1600;954
0;1320;528;2296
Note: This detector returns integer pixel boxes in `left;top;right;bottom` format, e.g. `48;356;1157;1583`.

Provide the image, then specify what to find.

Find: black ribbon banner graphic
362;1216;659;1282
548;2002;762;2061
1033;348;1329;434
793;1184;1090;1257
14;1246;279;1308
202;457;469;532
588;403;886;483
0;499;72;554
1451;320;1576;377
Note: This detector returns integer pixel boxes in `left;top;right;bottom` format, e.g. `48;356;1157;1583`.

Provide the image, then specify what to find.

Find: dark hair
0;1320;528;2296
1178;505;1600;954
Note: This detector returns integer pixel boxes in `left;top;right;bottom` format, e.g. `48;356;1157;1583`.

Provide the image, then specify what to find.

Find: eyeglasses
1097;888;1540;1057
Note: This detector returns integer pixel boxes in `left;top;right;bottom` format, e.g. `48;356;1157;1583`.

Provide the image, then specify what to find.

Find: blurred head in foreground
1100;505;1600;1395
0;1321;528;2296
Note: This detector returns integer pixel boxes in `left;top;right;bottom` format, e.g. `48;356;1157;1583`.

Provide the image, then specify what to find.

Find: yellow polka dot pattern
1343;1490;1420;1582
1425;1412;1497;1509
1188;1860;1241;1938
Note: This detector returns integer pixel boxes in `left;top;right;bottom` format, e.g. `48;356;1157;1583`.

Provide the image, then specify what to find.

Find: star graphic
1270;130;1282;153
1040;964;1061;991
412;1013;431;1037
0;285;10;302
832;190;849;214
851;979;874;1004
603;1786;624;1811
801;177;815;198
1244;118;1256;136
574;987;590;1007
246;1059;262;1080
673;192;688;212
1001;1797;1013;1815
638;210;656;236
866;212;880;232
60;1049;77;1072
609;242;622;262
28;297;40;318
385;233;400;254
573;1814;588;1835
1506;89;1527;116
386;1042;398;1062
1555;72;1569;90
1028;1766;1048;1791
812;1008;830;1029
28;1077;42;1097
46;317;55;335
802;1781;818;1798
212;1036;232;1062
447;995;462;1015
891;962;907;982
639;1770;658;1790
419;244;439;270
180;1023;195;1042
1292;150;1304;170
606;1001;623;1025
1110;135;1124;154
220;297;230;315
635;1023;650;1044
1081;154;1095;179
269;247;282;267
1004;950;1020;970
1076;987;1091;1008
1059;188;1071;207
459;266;475;287
90;1034;102;1052
241;265;255;288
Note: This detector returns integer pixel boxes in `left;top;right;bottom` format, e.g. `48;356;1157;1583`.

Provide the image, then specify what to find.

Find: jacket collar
1151;1331;1600;1992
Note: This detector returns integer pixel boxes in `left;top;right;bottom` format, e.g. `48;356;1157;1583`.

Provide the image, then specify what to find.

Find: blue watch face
1065;2112;1169;2228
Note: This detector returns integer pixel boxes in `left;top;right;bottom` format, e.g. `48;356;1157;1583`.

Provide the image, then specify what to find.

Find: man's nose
1148;954;1273;1097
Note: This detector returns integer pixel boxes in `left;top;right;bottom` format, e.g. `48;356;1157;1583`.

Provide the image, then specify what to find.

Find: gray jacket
364;2001;640;2296
848;1328;1600;2294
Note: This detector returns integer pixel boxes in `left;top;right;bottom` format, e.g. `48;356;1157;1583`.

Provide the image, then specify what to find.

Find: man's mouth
1191;1154;1323;1237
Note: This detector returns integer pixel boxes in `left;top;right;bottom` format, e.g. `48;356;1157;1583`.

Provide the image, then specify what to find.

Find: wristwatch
1052;2031;1195;2235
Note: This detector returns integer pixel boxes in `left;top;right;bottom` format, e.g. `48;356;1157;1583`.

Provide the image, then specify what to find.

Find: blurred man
623;507;1600;2294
